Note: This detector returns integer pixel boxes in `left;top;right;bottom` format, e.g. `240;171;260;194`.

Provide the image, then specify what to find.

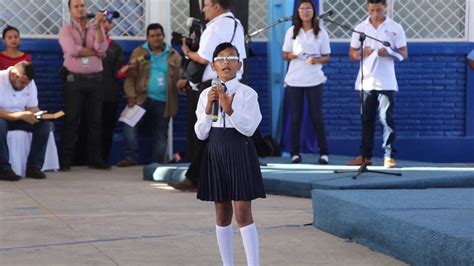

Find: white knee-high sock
240;223;259;266
216;224;234;266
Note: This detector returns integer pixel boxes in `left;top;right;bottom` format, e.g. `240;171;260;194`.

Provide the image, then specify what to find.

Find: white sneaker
319;155;329;165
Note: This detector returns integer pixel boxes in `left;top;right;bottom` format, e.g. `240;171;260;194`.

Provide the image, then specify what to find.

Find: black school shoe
291;154;302;163
318;155;329;165
0;168;21;181
26;167;47;179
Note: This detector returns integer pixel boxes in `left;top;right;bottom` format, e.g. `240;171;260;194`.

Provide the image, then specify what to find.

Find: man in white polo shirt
346;0;408;168
0;61;52;181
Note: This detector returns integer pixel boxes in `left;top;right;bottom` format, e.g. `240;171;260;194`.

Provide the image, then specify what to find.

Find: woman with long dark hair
282;0;330;164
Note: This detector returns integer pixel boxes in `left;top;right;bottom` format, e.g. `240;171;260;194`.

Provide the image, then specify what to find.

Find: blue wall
11;39;474;163
280;42;474;163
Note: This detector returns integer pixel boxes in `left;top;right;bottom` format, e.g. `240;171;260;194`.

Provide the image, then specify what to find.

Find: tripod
323;17;402;179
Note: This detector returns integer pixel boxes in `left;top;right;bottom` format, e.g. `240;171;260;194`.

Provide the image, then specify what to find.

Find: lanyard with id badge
157;72;165;87
77;24;89;68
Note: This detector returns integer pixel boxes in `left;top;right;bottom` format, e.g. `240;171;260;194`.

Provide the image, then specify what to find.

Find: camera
171;17;203;52
171;32;199;51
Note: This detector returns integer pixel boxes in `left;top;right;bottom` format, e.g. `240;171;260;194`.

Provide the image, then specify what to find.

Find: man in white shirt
0;61;52;181
171;0;247;191
346;0;408;168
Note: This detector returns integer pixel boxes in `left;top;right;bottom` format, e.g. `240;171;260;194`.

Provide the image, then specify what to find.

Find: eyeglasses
298;8;314;13
213;56;239;62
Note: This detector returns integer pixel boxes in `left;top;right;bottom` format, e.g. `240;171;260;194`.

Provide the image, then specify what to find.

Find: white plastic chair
6;130;59;176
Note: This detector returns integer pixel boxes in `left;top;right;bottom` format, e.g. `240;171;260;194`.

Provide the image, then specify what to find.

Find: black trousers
185;80;212;186
60;78;104;166
287;84;328;156
101;102;119;162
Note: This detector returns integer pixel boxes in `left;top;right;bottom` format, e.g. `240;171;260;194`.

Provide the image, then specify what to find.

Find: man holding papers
346;0;408;168
117;23;181;166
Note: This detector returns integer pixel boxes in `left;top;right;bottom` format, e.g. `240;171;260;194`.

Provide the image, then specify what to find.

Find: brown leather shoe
168;178;197;191
26;167;47;179
384;157;397;168
116;159;137;167
0;168;21;181
346;156;372;166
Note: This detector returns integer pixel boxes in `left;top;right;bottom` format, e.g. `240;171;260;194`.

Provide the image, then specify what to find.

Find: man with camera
170;0;247;191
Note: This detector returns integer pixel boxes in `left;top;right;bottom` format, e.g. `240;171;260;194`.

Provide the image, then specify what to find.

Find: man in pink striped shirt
58;0;110;171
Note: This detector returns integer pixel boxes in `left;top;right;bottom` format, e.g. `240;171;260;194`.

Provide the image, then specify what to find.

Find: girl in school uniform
282;0;331;165
0;26;32;70
194;42;266;266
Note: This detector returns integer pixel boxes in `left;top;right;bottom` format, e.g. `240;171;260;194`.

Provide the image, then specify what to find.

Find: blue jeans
0;119;53;170
287;84;329;156
360;90;396;159
122;98;169;163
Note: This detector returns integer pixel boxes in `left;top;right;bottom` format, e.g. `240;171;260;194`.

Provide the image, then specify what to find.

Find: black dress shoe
291;154;302;164
0;168;21;181
168;178;197;191
26;167;47;179
88;161;111;170
318;155;329;165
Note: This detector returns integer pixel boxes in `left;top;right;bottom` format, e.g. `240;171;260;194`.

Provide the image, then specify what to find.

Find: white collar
363;16;392;28
221;77;239;93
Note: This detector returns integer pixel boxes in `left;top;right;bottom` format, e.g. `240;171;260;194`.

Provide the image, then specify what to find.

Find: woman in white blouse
283;0;331;164
194;42;265;266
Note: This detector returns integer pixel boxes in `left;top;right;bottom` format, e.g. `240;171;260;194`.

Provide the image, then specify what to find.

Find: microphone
317;10;333;20
86;11;120;20
211;79;221;122
277;16;293;23
186;17;202;27
116;54;151;79
134;53;151;65
276;10;333;23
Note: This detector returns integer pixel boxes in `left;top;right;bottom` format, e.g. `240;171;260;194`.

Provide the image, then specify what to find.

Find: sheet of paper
384;47;404;61
363;50;378;74
118;105;146;127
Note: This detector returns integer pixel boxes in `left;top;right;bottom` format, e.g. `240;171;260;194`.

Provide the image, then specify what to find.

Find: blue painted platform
143;154;474;264
312;188;474;265
143;155;474;197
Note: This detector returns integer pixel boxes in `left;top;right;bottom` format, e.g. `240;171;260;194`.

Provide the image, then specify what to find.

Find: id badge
81;57;89;67
157;73;165;87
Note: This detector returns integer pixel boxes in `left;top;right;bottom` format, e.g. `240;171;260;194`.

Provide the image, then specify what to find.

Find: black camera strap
224;15;240;43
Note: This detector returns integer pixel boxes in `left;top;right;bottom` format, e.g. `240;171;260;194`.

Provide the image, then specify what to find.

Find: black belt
69;72;102;80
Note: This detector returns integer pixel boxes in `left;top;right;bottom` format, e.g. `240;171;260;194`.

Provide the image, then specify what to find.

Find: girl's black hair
2;25;20;40
292;0;320;39
212;42;240;62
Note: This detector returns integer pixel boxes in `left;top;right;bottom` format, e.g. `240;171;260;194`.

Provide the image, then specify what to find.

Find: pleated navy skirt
197;128;266;202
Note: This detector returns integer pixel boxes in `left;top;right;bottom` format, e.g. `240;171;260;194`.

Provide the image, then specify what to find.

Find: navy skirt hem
197;128;266;202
